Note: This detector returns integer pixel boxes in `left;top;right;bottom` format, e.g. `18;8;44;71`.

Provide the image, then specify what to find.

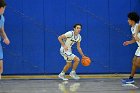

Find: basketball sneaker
58;73;68;81
122;78;135;84
69;71;80;80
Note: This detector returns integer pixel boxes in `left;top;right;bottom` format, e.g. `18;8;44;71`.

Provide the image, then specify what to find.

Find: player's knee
132;61;136;66
133;61;139;67
132;59;135;64
74;57;80;62
132;61;135;66
134;61;140;67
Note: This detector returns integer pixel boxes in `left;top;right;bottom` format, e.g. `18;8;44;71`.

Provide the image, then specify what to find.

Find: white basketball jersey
62;31;81;48
131;23;140;46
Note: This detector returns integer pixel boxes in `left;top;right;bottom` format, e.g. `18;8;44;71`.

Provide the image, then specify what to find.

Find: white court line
122;84;139;89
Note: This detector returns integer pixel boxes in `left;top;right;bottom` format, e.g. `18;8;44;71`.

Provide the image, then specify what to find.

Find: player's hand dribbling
82;55;87;58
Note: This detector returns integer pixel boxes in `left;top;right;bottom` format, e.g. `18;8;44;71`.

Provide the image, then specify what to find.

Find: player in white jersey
58;24;86;80
123;12;140;84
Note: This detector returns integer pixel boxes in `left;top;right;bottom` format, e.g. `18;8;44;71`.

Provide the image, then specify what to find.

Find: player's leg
0;60;3;79
123;56;140;84
123;47;140;84
130;48;140;78
122;56;136;84
0;44;3;79
63;62;72;72
130;56;137;78
72;56;80;71
58;50;73;80
70;56;80;80
134;57;140;68
59;62;72;80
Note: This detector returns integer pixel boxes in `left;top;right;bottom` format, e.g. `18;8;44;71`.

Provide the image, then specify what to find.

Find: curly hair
128;12;140;23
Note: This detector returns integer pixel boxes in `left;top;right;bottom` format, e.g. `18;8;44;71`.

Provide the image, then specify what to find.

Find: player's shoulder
136;23;139;26
64;30;74;38
78;33;81;38
0;15;5;21
135;23;140;28
68;30;74;33
65;30;73;34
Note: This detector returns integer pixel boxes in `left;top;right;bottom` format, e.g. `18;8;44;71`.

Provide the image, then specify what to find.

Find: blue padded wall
3;0;140;74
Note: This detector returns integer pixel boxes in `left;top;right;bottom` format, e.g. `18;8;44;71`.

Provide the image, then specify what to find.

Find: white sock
60;71;65;75
71;70;75;73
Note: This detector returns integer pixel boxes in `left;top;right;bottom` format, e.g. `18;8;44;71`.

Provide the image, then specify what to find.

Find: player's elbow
58;36;61;41
77;46;81;50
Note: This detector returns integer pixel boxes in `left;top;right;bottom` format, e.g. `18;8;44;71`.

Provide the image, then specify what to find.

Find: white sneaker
69;72;80;80
58;74;68;81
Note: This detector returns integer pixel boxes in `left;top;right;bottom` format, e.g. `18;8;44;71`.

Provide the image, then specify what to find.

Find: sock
71;70;75;73
61;71;65;75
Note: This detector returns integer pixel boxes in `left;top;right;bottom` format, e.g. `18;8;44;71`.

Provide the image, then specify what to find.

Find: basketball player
123;12;140;84
0;0;10;79
58;24;86;80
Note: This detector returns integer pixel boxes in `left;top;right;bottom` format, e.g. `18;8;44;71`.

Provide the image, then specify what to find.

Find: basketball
81;56;91;66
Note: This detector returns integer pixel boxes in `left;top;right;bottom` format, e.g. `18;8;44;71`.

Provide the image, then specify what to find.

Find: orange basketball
81;56;91;66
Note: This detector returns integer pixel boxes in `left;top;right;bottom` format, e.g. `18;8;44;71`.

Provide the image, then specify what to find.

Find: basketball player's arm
129;37;136;44
0;27;10;45
58;34;68;50
123;37;136;46
134;24;140;41
77;42;85;57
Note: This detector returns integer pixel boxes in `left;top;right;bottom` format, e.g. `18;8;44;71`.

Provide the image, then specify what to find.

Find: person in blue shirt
0;0;10;79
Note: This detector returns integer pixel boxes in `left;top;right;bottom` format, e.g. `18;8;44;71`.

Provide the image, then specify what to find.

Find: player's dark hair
128;12;140;23
73;24;82;28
